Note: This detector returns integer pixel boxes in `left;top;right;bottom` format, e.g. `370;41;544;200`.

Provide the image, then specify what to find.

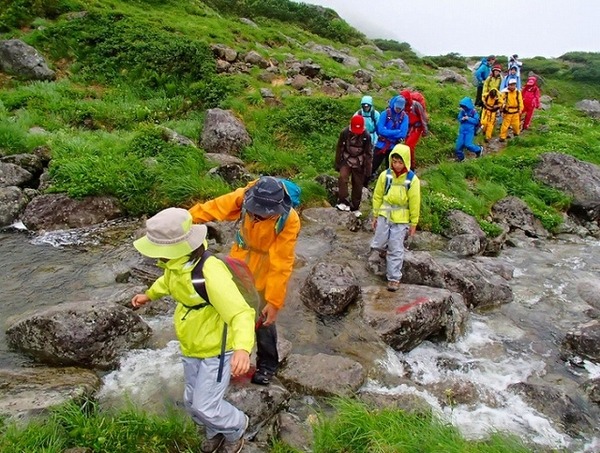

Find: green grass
0;398;535;453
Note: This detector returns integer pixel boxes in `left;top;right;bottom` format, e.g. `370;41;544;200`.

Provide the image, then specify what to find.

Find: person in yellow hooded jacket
499;78;524;141
370;144;420;292
131;208;254;453
189;176;300;386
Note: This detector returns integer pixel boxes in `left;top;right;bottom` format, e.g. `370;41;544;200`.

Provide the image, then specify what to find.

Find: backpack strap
190;250;228;383
384;169;414;195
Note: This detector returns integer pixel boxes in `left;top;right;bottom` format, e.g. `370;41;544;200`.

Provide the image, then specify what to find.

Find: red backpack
411;91;426;110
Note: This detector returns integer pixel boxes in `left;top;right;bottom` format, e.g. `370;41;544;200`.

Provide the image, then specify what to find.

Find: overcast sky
299;0;600;58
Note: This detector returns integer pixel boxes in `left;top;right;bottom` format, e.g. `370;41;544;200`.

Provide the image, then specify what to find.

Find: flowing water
1;223;599;451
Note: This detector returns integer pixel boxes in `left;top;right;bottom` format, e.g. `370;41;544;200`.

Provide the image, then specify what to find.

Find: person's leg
182;355;246;443
464;130;482;154
337;165;350;204
511;112;521;136
475;84;483;107
386;223;409;282
371;150;386;179
254;323;278;382
370;215;391;252
350;166;364;211
499;115;510;140
455;132;466;161
405;128;422;169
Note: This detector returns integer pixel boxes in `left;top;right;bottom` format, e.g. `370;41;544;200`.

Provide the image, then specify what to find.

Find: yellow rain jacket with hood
372;144;420;225
146;253;255;358
189;181;300;311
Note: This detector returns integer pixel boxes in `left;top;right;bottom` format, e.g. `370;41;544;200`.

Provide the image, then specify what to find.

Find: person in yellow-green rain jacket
131;208;254;453
189;176;300;387
370;144;420;292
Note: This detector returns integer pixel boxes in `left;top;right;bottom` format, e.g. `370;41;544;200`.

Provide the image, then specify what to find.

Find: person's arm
188;187;246;223
262;210;300;324
364;134;372;178
335;129;345;171
386;114;409;141
132;274;169;308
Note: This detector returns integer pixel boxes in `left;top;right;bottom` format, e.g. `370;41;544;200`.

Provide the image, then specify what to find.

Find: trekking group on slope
128;53;540;453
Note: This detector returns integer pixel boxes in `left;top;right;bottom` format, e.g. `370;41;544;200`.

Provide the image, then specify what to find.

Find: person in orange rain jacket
189;176;300;386
521;76;541;130
481;88;502;142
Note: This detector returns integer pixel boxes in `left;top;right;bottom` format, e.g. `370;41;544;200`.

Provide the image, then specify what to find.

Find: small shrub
428;52;468;69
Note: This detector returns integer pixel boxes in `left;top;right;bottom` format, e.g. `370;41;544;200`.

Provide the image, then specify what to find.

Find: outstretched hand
132;294;150;309
261;303;279;326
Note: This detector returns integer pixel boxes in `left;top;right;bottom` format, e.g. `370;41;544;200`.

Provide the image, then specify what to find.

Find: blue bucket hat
244;176;292;217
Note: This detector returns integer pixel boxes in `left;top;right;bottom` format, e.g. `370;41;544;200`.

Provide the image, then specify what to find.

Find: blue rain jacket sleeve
377;110;409;142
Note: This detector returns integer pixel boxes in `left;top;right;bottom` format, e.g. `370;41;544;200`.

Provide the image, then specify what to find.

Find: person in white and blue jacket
355;95;380;147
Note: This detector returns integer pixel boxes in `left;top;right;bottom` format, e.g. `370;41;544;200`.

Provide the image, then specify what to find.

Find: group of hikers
128;53;539;452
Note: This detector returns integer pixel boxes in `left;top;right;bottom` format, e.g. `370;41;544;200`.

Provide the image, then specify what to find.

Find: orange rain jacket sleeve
188;184;300;310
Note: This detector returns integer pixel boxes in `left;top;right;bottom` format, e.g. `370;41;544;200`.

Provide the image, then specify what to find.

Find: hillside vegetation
2;0;600;233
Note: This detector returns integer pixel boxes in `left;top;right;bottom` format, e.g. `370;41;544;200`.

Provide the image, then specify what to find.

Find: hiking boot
335;203;350;212
387;281;400;292
251;369;273;386
217;415;248;453
484;138;489;143
200;433;225;453
476;147;483;158
499;138;506;142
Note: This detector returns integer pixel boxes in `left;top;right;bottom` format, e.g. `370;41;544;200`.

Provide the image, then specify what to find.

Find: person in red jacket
399;90;429;170
521;76;541;130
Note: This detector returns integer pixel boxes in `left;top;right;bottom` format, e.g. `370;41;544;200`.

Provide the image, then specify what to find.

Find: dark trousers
371;148;390;180
338;165;365;211
475;84;484;107
256;323;278;374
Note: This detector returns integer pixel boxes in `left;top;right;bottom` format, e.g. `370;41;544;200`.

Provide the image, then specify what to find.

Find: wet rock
0;161;32;188
0;39;56;81
401;251;446;288
0;186;27;227
301;262;360;315
314;174;338;203
562;320;600;362
200;109;251;156
406;231;448;251
358;390;431;414
6;301;151;370
471;256;514;281
444;210;486;239
508;382;596;436
425;379;496;408
279;353;365;397
0;367;101;421
447;233;483;257
210;43;238;62
22;194;123;231
1;153;44;176
534;153;600;222
226;377;290;437
442;260;513;309
278;411;313;452
575;99;600;119
582;378;600;404
301;207;356;227
491;196;548;238
362;284;468;352
299;62;321;78
577;278;600;310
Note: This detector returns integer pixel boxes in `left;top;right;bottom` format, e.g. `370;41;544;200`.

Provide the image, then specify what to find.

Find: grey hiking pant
370;217;409;282
182;354;246;442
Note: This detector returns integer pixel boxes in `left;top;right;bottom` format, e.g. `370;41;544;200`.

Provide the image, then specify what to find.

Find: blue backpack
279;178;301;208
384;169;415;195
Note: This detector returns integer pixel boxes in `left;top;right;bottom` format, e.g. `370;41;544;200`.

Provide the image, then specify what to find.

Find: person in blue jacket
474;55;496;107
356;95;380;148
371;95;409;179
500;66;522;90
455;97;483;162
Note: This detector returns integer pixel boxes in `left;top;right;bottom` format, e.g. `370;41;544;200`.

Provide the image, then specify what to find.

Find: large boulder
22;194;123;230
575;99;600;119
279;353;365;397
491;196;548;238
362;284;468;352
200;109;251;156
443;210;487;256
6;301;151;370
1;153;44;176
301;262;360;315
0;161;32;188
0;186;27;227
0;367;101;421
436;68;469;86
0;39;56;81
562;320;600;362
534;153;600;222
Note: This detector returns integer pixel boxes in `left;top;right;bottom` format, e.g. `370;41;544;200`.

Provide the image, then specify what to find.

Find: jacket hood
360;95;373;106
388;144;411;170
526;76;537;86
388;95;406;110
459;97;475;110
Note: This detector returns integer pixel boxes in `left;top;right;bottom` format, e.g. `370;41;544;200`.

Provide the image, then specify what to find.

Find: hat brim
244;194;291;217
134;224;207;259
